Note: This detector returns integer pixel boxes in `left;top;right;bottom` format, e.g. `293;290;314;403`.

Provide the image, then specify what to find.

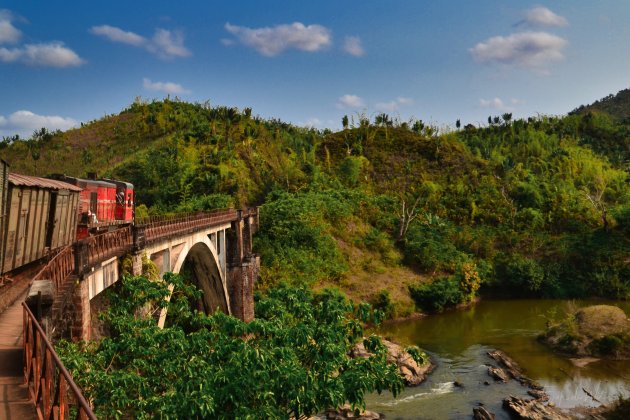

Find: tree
342;115;349;129
456;119;461;129
412;119;425;134
59;274;408;419
395;181;441;242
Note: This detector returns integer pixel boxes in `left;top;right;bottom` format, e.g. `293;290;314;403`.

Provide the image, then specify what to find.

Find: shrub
371;289;396;319
403;224;468;273
456;262;481;302
495;254;545;295
590;334;625;356
409;277;463;313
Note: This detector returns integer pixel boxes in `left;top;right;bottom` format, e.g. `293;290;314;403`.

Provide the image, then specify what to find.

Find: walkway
0;295;37;420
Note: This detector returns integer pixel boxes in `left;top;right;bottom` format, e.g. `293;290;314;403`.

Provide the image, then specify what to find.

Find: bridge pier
227;210;259;322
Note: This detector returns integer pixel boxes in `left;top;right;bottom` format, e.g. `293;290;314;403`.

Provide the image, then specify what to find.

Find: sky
1;0;630;138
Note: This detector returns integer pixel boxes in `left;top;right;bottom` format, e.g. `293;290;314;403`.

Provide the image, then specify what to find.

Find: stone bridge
34;208;259;340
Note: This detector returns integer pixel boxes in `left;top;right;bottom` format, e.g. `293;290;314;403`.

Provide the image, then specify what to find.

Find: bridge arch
153;232;231;328
177;239;230;315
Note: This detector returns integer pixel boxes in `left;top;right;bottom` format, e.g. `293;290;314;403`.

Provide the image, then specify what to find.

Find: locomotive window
90;192;97;213
127;193;132;207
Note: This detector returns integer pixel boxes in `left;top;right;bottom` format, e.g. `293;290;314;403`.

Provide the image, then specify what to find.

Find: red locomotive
50;174;134;239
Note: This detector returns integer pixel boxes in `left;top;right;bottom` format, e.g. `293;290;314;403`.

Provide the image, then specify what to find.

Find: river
366;299;630;419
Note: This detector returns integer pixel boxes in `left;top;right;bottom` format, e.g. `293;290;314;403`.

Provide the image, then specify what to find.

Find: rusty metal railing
138;209;238;244
32;246;75;292
23;303;96;420
83;225;133;267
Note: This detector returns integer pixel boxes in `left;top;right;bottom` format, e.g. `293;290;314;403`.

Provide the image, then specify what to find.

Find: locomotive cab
102;179;134;223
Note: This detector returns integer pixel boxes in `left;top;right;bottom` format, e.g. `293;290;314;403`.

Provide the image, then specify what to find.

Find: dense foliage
58;274;407;419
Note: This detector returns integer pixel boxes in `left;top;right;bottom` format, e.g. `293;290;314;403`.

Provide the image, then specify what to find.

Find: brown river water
365;299;630;419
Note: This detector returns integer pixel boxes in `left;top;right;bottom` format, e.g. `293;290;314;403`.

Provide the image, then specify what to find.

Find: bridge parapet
137;210;238;244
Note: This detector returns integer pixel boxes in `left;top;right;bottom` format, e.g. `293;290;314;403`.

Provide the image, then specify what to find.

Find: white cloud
479;97;525;112
375;97;414;112
337;94;365;109
480;97;509;110
149;29;191;58
90;25;191;59
0;10;21;44
0;46;21;62
224;22;331;56
343;36;364;57
0;110;77;138
0;42;84;67
0;10;84;67
303;117;322;128
89;25;146;46
143;78;190;95
23;43;85;67
469;31;567;69
525;7;568;27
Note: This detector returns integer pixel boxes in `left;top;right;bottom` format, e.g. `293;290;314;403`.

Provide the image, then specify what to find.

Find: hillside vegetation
1;96;629;315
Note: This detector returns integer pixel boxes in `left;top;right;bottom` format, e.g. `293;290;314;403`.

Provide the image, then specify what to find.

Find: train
0;159;134;276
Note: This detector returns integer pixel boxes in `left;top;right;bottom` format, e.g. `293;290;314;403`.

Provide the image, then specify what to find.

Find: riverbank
366;299;630;419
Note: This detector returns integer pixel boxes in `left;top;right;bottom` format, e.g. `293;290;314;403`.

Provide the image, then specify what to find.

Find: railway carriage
1;173;80;274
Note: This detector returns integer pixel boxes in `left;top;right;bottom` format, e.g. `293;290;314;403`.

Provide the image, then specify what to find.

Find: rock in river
351;338;433;386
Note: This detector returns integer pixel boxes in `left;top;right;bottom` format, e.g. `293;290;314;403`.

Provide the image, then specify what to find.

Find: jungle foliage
58;274;405;419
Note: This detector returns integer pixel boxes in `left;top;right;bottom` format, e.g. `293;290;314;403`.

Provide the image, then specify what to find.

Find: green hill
571;88;630;121
569;89;630;167
1;99;629;316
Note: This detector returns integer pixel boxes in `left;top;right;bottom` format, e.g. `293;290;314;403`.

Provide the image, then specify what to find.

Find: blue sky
1;1;630;138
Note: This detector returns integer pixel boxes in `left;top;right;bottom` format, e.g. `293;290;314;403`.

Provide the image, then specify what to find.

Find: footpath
0;295;37;419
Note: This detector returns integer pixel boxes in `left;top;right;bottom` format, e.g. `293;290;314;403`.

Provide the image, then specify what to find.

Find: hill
1;99;629;316
571;88;630;121
569;88;630;167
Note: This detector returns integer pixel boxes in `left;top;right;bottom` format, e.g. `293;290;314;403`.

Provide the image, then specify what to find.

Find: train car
102;178;134;223
50;175;133;239
2;173;80;274
0;159;8;274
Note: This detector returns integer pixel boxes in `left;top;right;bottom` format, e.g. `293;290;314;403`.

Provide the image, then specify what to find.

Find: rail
139;209;239;243
23;303;96;420
32;246;75;292
83;225;133;267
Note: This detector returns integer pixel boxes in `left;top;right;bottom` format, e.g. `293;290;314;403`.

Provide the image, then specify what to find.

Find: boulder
503;396;571;420
527;389;549;401
325;404;382;419
488;366;509;382
473;406;495;420
541;305;630;359
351;338;433;386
